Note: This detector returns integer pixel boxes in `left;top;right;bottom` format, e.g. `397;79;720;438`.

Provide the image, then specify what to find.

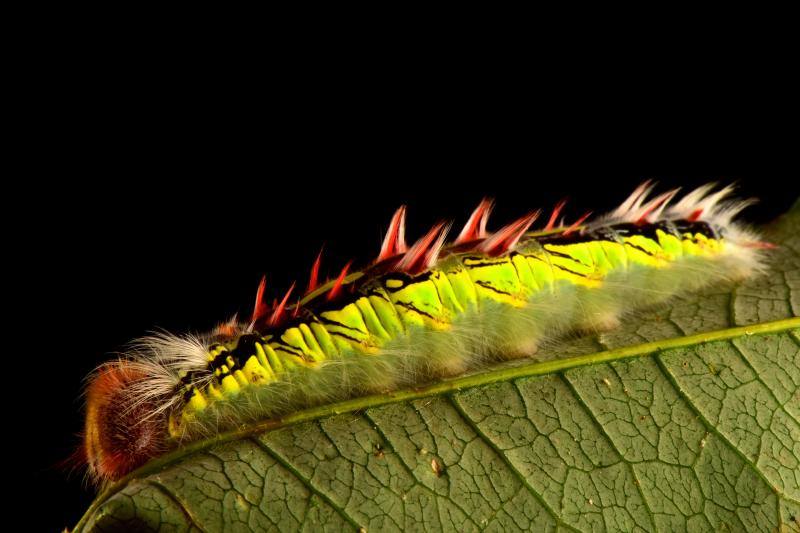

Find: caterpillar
81;182;769;487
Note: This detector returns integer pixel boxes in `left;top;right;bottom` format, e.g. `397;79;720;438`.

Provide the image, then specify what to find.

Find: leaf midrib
75;317;800;532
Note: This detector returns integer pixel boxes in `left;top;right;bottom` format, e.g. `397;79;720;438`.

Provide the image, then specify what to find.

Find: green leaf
76;204;800;532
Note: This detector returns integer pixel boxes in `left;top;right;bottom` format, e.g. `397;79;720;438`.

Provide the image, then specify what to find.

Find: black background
16;68;798;530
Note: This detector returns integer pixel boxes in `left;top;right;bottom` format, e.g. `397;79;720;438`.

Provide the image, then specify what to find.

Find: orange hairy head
83;362;167;483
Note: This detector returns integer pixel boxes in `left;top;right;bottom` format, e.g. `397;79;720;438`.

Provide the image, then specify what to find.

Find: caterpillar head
83;362;168;484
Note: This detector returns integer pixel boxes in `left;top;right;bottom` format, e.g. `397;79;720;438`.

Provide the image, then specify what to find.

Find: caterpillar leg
577;311;622;335
502;337;540;360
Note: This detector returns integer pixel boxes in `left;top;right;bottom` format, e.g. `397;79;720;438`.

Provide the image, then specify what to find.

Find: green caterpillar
81;183;767;485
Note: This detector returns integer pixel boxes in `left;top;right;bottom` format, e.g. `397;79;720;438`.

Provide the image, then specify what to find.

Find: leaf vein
730;338;800;426
361;410;480;529
446;393;580;532
248;437;362;532
653;354;800;507
145;480;208;533
560;373;658;531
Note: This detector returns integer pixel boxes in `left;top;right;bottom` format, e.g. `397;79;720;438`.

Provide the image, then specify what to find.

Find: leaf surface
76;203;800;532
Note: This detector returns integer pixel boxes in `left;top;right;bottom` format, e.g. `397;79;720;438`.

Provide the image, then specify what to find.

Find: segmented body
82;183;766;484
174;220;725;431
